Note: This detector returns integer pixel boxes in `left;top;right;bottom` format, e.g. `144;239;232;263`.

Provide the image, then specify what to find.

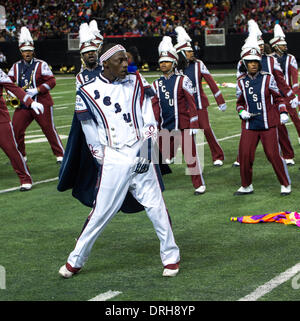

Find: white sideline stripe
238;263;300;301
0;177;58;194
89;290;122;301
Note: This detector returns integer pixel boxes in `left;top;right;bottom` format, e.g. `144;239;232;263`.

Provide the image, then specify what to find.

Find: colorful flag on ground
231;211;300;227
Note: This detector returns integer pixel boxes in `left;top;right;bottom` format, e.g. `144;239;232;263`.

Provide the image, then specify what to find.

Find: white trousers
67;142;180;269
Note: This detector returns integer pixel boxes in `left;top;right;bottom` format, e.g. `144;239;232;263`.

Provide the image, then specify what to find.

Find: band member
8;27;64;164
174;26;227;167
0;68;43;191
270;23;300;146
235;33;291;196
234;20;296;167
151;36;205;195
58;43;180;278
76;23;102;90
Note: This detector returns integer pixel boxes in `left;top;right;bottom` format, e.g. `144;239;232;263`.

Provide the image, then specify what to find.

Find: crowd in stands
0;0;105;41
0;0;234;40
0;0;299;41
230;0;300;34
102;0;234;37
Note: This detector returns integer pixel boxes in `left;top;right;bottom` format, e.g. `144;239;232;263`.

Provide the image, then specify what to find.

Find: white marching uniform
66;73;180;270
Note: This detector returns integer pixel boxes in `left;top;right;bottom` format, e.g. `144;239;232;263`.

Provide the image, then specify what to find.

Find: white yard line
52;90;75;95
238;263;300;301
0;177;58;194
89;290;122;301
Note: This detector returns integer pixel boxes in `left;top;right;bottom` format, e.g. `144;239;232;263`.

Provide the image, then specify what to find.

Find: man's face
159;61;173;74
246;60;260;75
185;50;194;61
82;50;98;67
21;50;34;63
276;44;287;54
104;51;128;79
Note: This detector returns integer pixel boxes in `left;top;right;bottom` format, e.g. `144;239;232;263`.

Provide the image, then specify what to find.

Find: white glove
31;101;44;115
239;110;251;120
280;113;289;124
189;128;199;136
26;88;39;98
290;96;298;108
218;103;227;111
134;156;150;174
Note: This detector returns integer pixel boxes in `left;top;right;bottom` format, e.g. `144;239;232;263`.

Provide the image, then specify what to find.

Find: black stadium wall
1;33;300;73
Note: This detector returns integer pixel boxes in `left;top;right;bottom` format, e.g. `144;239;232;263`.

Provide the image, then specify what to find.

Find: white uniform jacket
75;72;157;162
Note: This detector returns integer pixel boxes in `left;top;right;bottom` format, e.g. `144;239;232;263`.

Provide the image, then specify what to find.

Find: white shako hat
240;30;262;61
158;36;178;64
19;26;34;51
79;22;98;54
270;24;287;47
174;26;193;53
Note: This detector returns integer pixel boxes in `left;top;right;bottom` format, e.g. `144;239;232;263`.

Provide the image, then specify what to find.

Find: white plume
89;19;103;39
19;26;33;44
244;31;260;51
79;22;95;45
158;36;175;54
175;26;192;44
248;19;262;37
274;24;285;38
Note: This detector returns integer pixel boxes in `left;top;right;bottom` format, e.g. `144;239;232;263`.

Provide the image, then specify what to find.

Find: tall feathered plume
274;24;285;38
89;19;103;40
19;26;33;44
175;26;192;44
79;22;95;44
248;19;262;38
158;36;174;54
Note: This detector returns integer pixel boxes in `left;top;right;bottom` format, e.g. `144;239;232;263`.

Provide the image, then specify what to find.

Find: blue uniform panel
184;63;199;109
80;65;102;83
260;56;270;73
276;54;287;76
243;73;266;130
18;60;38;108
157;74;177;131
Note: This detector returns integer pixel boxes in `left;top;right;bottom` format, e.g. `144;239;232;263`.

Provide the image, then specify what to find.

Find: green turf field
1;70;300;302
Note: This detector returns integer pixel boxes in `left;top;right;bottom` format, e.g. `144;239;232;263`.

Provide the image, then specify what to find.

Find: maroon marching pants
197;108;224;162
0;121;32;185
238;127;291;187
159;129;205;188
12;106;64;158
236;122;294;162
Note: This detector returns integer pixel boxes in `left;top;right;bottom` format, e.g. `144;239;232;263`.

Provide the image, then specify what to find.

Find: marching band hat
158;36;178;64
19;26;34;51
269;24;287;47
79;23;98;54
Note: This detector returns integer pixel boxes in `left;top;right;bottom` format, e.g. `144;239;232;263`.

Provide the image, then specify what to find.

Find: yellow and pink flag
231;211;300;227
